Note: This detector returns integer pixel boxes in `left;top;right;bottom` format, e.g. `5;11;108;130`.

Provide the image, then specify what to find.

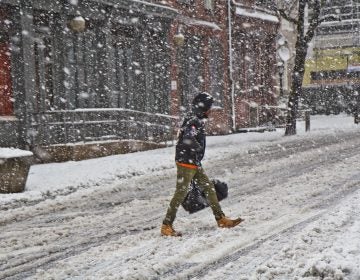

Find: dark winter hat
192;92;214;112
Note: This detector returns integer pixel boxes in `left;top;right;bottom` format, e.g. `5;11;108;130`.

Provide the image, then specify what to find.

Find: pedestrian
161;92;244;237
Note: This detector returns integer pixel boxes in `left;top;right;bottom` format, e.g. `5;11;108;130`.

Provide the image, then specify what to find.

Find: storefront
0;0;178;160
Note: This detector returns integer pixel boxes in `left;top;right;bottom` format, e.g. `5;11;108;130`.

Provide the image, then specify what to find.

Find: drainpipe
228;0;236;131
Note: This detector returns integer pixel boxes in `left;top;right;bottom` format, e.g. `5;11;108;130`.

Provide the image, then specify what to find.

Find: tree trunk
285;58;306;135
285;0;306;136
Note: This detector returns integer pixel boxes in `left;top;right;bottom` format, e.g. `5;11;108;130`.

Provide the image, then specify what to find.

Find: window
233;33;246;97
33;11;56;111
179;36;204;109
208;38;224;106
145;28;171;114
204;0;214;10
254;0;276;10
177;0;194;5
259;38;272;97
112;22;171;115
77;19;108;109
112;25;143;111
246;40;258;96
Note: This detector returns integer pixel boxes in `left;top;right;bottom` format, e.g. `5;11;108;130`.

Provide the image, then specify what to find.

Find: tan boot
161;224;182;237
217;216;244;228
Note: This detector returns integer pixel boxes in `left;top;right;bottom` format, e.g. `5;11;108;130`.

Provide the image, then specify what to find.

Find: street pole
278;64;284;97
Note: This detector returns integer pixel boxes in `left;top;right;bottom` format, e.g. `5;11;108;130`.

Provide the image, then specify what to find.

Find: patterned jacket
175;113;206;167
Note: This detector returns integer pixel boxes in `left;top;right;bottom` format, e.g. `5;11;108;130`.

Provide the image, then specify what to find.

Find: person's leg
193;168;224;220
163;165;196;226
194;167;244;228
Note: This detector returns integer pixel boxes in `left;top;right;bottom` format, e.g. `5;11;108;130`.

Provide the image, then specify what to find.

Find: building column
18;0;37;148
104;11;117;108
169;21;181;118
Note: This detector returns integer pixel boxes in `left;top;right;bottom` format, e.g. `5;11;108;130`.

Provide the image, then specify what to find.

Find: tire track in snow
0;217;160;280
159;212;325;280
210;134;360;212
159;179;360;280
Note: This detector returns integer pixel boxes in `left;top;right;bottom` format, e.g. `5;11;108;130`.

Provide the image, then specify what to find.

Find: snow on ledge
131;0;178;13
0;148;33;159
98;0;178;14
236;7;279;23
188;19;221;30
0;116;18;121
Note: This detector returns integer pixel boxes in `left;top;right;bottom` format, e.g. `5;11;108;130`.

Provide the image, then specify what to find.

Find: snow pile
302;212;360;279
0;148;33;159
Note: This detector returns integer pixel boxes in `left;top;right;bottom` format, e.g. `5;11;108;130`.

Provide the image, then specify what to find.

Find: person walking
161;92;244;237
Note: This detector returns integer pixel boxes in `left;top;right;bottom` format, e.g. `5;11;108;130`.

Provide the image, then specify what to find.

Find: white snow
236;7;279;23
1;114;360;279
0;148;33;159
0;116;18;121
187;18;221;30
132;0;178;13
98;0;178;14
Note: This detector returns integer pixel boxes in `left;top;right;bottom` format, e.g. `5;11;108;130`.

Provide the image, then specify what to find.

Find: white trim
228;0;236;131
0;116;18;121
190;19;221;30
235;7;279;23
320;18;360;25
47;108;178;120
97;0;179;14
131;0;178;13
180;17;221;30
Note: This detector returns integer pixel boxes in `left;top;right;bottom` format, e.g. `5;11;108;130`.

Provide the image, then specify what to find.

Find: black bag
182;179;228;214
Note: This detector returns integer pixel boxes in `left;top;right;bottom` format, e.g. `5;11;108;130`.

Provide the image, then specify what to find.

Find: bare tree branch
303;0;321;43
277;8;299;25
289;0;299;13
304;0;340;43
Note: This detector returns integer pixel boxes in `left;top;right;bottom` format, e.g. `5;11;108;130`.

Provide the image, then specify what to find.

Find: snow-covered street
1;114;360;280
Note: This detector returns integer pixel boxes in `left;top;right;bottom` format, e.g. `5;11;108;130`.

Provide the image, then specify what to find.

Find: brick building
230;0;279;128
164;0;279;130
0;0;279;161
160;0;233;134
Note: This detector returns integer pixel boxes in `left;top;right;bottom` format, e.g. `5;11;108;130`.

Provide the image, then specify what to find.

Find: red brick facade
231;1;279;129
154;0;279;132
163;0;232;134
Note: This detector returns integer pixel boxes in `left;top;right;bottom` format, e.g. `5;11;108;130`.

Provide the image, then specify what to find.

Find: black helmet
192;92;214;113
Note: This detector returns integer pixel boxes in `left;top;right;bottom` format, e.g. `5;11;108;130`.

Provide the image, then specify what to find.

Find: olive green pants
163;165;224;225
